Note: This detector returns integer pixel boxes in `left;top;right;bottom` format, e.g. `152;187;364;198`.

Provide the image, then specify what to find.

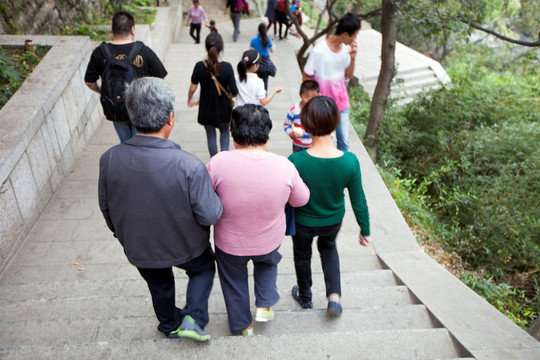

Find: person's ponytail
237;50;260;82
204;32;224;77
258;22;269;49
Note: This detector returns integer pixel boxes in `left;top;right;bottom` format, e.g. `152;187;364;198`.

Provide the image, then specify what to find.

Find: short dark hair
231;104;273;146
335;13;361;36
112;11;135;37
300;96;340;136
300;80;319;95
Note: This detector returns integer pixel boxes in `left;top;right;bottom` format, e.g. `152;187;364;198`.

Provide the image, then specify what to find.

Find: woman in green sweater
288;96;372;316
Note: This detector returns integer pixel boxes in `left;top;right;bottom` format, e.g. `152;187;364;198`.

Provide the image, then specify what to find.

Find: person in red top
276;0;291;40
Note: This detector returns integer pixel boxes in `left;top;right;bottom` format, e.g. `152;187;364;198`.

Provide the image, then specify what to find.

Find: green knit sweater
288;151;370;236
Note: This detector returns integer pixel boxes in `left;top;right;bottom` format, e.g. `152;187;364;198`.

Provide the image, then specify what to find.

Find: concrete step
0;248;385;282
0;267;395;302
0;305;439;347
0;282;416;323
362;69;439;92
0;328;468;359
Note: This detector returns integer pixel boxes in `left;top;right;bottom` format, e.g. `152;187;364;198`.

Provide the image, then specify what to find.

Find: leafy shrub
374;44;540;278
61;24;112;42
351;42;539;327
0;45;49;109
460;271;537;328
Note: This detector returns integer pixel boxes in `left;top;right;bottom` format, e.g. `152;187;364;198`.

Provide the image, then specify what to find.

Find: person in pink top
186;0;208;44
302;13;360;152
207;104;310;336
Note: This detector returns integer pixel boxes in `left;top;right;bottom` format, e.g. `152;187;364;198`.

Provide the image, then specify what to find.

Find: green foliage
375;43;540;275
61;24;112;42
0;45;49;109
349;85;371;136
61;0;156;39
91;0;156;25
350;40;539;327
460;271;537;328
513;0;540;39
133;0;154;6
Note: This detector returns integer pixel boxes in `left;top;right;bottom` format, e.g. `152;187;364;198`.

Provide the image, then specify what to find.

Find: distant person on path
288;96;371;316
185;0;208;44
207;19;218;33
207;104;310;336
235;50;282;107
276;0;291;40
289;1;303;36
225;0;246;42
265;0;278;39
98;77;223;341
188;33;238;157
283;80;319;153
250;22;277;91
85;10;167;144
302;13;360;152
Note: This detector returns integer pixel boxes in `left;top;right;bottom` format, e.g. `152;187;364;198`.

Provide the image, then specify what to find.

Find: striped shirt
283;101;312;148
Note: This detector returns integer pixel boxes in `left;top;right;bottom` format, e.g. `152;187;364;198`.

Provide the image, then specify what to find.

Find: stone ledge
0;0;182;274
0;36;94;183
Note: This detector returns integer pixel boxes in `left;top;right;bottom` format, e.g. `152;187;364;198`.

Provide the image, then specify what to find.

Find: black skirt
257;55;277;78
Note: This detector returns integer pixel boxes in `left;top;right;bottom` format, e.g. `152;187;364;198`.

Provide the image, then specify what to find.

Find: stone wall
0;35;98;273
0;0;100;35
0;0;182;274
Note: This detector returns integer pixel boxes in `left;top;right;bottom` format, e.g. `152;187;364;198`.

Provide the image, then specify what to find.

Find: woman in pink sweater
206;104;309;336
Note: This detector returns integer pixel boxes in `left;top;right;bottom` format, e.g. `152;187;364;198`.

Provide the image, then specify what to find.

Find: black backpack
100;41;143;122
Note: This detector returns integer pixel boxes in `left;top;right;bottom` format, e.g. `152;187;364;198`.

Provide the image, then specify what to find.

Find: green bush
460;271;537;328
0;45;49;109
374;44;540;277
61;24;112;42
351;42;539;327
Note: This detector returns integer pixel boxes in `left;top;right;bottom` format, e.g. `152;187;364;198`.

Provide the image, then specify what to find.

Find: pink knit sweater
207;150;309;256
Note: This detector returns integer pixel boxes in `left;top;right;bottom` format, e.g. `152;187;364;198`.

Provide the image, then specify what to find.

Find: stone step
0;265;392;302
0;304;439;347
0;282;416;322
0;328;468;359
361;69;439;93
0;248;385;282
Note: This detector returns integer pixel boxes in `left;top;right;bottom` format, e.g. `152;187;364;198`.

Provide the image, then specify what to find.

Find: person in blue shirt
250;22;277;91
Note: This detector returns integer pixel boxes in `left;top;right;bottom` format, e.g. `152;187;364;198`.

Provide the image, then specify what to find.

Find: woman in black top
188;32;238;157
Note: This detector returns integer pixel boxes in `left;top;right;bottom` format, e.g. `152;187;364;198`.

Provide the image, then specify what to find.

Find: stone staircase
354;28;451;105
360;65;444;105
0;243;473;359
1;5;539;359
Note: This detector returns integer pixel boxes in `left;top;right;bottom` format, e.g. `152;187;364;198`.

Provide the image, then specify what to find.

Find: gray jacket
98;135;223;268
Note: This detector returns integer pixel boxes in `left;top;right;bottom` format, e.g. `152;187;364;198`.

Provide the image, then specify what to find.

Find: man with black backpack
85;11;168;143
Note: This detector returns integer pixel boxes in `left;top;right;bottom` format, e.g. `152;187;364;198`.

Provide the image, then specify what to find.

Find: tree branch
358;8;383;21
459;15;540;47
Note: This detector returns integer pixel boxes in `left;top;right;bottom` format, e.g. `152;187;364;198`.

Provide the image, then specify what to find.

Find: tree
293;0;540;154
363;0;398;150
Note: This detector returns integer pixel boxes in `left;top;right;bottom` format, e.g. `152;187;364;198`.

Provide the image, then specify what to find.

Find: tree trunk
364;0;398;151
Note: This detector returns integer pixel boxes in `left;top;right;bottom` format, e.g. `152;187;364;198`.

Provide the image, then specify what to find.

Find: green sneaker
168;315;211;341
240;325;254;336
254;307;275;322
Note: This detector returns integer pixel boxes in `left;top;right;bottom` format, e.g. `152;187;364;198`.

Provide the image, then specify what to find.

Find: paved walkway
1;12;539;360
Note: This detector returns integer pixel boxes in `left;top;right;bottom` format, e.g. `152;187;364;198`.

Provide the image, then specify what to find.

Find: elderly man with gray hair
98;77;223;341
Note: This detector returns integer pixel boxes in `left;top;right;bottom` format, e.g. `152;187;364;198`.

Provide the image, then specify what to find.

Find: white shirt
235;73;266;106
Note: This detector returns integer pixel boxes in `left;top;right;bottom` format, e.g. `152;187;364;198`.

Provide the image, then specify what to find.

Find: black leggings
189;23;202;43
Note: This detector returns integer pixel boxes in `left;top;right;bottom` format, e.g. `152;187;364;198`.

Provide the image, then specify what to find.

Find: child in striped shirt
283;80;319;152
